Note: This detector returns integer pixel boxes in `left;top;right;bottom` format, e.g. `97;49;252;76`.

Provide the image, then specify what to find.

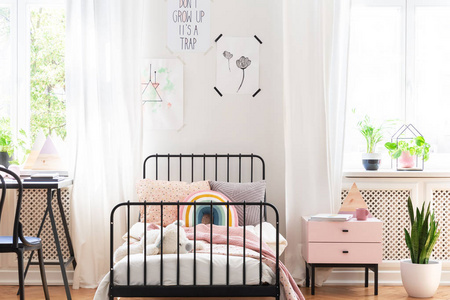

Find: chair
0;167;49;300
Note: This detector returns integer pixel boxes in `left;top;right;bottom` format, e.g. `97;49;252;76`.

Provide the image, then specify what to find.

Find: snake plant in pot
401;197;441;298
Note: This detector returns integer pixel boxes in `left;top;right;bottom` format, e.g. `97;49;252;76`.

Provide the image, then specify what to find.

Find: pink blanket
185;224;304;300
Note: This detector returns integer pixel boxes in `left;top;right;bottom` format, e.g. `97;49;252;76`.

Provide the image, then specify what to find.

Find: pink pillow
136;179;211;226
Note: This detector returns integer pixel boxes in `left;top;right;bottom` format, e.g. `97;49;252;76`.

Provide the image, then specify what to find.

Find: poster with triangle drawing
141;59;183;130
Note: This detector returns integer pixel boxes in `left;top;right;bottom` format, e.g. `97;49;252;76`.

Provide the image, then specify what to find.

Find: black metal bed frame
109;154;280;299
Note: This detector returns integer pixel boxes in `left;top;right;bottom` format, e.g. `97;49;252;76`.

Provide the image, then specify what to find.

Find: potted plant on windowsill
0;118;15;168
384;136;430;170
358;115;384;171
0;117;30;168
401;197;441;298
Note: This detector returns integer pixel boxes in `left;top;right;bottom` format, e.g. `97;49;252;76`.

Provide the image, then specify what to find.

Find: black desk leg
374;264;378;295
56;189;77;269
305;262;310;288
365;267;369;287
47;189;72;300
19;206;50;295
311;264;315;295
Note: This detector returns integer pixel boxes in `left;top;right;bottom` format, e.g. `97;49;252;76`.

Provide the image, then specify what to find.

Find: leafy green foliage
404;197;440;264
357;115;385;153
385;136;431;161
0;117;14;155
29;8;66;142
0;117;30;165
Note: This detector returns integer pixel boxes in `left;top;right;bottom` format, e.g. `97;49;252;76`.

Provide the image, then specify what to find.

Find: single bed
95;154;303;300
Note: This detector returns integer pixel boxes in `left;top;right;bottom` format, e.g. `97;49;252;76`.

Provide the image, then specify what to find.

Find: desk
5;178;75;300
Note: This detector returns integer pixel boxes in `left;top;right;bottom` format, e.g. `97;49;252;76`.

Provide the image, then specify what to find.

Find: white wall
141;0;286;235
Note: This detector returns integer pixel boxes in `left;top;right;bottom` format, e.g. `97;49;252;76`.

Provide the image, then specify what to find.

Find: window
0;4;12;126
0;0;65;163
344;0;450;170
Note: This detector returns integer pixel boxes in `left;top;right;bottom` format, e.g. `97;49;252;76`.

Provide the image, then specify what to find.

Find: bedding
120;221;287;256
184;224;303;300
209;180;266;226
94;253;276;300
96;221;298;300
136;180;210;226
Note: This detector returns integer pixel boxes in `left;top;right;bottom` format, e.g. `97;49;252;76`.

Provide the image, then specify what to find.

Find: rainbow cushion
180;191;239;227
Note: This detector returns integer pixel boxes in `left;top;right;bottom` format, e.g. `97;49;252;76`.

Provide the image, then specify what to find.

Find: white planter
401;259;442;298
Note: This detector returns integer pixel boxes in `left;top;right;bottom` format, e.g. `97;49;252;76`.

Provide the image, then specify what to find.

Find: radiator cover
20;188;72;262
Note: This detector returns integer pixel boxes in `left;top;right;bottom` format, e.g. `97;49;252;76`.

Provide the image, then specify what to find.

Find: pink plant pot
398;151;416;168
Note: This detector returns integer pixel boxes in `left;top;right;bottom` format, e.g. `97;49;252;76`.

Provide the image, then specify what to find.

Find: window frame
0;0;64;140
346;0;450;170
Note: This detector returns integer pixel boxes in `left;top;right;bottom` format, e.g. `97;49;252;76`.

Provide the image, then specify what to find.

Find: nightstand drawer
305;242;382;264
303;217;382;243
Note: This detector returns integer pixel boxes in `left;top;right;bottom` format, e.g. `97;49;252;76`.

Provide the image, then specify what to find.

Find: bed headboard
142;153;267;218
143;153;265;182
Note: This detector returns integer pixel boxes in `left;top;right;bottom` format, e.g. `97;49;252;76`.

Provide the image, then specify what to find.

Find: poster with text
216;37;260;95
167;0;210;52
141;59;183;130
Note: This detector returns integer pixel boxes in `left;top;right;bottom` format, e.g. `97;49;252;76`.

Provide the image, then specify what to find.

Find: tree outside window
29;7;66;142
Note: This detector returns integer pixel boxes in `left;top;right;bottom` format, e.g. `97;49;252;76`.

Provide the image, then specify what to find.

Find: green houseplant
358;115;385;170
0;117;30;167
401;197;441;297
385;136;430;169
404;197;440;264
0;118;15;167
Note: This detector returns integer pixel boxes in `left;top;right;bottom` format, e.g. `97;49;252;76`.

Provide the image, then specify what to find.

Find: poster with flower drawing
141;59;183;130
216;37;260;95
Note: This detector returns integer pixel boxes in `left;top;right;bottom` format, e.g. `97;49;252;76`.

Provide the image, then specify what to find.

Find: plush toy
114;220;203;263
146;220;197;255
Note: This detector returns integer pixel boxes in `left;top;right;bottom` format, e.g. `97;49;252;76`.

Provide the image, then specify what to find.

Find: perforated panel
431;190;450;261
20;188;71;262
341;189;411;261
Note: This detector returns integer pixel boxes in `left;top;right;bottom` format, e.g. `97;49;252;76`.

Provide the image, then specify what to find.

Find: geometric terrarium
385;124;430;171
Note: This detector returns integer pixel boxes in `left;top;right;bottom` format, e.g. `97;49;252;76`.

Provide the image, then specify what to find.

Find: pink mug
356;208;369;221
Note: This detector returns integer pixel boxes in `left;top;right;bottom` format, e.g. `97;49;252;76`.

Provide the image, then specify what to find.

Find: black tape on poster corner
215;34;223;43
214;87;223;97
252;89;261;97
254;35;263;44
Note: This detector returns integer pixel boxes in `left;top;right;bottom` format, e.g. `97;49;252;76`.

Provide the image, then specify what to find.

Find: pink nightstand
302;216;383;295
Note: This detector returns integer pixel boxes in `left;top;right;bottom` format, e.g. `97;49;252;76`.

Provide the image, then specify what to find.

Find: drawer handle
343;251;349;254
342;229;349;232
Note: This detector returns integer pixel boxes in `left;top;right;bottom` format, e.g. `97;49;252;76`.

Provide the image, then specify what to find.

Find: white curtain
66;0;143;288
283;0;350;285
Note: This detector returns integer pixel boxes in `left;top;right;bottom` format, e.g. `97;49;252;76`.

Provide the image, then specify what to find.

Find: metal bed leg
365;267;369;287
374;264;378;295
56;188;77;269
305;262;310;288
46;189;71;300
311;264;315;295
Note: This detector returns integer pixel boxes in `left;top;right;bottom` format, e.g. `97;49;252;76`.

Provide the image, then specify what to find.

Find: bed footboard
109;201;280;299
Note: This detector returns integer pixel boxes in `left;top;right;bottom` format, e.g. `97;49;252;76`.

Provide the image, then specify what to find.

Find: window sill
343;169;450;178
